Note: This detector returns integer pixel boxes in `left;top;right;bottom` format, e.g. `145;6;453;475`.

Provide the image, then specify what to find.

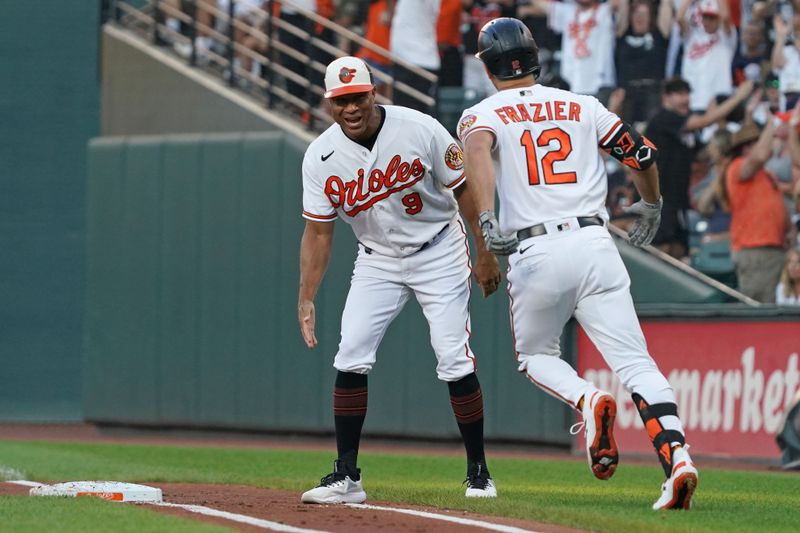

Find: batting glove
478;210;518;255
623;197;663;247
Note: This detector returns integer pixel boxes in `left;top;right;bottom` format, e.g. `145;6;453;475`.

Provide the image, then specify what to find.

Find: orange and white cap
324;56;374;99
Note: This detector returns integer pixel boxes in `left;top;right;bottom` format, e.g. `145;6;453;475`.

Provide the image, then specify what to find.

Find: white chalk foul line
5;480;48;488
347;503;543;533
152;502;331;533
0;466;28;481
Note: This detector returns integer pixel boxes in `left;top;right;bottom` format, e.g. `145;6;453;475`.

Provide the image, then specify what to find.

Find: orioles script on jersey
325;155;425;217
494;101;581;125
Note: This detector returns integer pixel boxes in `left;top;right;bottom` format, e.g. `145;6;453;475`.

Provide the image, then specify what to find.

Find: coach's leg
333;270;411;478
409;222;494;497
332;371;368;477
302;255;411;504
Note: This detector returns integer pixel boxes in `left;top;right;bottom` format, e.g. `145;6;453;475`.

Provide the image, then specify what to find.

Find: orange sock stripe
450;386;484;425
455;407;484;419
455;408;484;424
334;388;368;397
334;386;367;417
334;396;368;408
450;390;482;406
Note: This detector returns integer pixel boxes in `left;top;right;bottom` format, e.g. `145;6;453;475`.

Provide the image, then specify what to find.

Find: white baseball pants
507;220;677;409
334;219;477;381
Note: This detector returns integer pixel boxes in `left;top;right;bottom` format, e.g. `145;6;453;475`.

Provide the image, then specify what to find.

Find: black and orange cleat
573;390;619;480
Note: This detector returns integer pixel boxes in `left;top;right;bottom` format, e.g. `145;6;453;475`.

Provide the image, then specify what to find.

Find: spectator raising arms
677;0;737;112
520;0;628;98
615;0;673;123
645;78;754;259
776;248;800;304
724;118;792;303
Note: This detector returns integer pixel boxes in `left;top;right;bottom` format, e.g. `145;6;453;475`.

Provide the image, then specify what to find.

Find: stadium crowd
160;0;800;303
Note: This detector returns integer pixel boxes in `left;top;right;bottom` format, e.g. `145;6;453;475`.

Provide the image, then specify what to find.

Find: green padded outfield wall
84;133;574;444
0;4;99;421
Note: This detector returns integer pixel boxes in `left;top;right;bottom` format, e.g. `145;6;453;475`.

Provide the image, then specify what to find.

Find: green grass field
1;440;799;532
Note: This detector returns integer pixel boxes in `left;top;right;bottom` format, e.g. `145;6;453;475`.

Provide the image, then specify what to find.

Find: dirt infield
2;481;581;533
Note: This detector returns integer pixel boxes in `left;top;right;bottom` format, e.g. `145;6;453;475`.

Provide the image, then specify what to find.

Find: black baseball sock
448;373;486;465
334;371;368;480
632;393;685;478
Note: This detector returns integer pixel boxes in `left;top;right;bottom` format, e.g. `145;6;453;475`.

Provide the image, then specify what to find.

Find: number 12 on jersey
520;127;577;186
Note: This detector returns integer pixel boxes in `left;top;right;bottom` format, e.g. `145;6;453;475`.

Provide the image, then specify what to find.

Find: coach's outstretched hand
624;197;663;247
478;210;518;255
298;300;317;349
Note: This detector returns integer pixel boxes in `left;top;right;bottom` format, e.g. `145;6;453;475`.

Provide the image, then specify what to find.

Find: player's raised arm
298;220;335;349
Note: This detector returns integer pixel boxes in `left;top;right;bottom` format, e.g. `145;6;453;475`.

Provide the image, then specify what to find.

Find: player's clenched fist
478;211;518;255
624;197;663;247
298;300;317;349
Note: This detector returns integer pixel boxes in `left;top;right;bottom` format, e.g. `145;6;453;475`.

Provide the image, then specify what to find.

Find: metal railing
105;0;439;131
606;224;760;306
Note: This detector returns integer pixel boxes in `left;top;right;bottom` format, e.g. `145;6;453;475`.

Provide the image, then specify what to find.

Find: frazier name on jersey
494;101;581;125
324;155;425;217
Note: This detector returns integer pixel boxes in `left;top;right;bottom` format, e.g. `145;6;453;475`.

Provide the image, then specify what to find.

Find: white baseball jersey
458;84;621;234
548;1;617;95
390;0;442;70
302;105;465;257
681;24;736;111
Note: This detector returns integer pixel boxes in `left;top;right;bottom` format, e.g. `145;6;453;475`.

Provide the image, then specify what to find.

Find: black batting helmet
476;18;540;81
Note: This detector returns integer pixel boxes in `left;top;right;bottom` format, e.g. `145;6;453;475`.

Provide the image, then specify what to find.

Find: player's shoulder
461;91;507;120
304;124;340;161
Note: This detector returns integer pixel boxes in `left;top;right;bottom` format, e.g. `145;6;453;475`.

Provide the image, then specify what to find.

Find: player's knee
615;359;671;398
435;358;476;382
333;350;376;375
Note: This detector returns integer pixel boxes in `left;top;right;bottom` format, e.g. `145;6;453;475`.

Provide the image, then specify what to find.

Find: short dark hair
663;77;691;94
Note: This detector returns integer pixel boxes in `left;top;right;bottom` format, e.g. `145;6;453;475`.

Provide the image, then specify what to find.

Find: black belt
516;216;604;241
416;223;449;253
359;223;449;255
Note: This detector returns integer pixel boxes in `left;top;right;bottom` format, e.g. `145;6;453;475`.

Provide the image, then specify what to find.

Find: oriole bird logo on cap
339;68;357;84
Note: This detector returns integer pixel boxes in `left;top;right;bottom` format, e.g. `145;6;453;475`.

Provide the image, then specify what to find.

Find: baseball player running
459;18;698;510
298;56;500;504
